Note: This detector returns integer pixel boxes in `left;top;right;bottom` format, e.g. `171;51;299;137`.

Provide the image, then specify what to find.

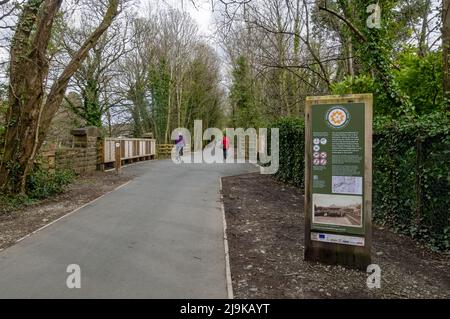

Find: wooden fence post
115;141;121;175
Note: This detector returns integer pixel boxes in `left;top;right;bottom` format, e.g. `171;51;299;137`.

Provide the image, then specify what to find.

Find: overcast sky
138;0;215;37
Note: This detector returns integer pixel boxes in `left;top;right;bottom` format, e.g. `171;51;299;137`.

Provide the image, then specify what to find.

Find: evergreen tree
229;56;260;128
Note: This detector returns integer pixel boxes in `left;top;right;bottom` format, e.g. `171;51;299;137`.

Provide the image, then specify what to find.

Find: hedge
272;117;305;188
372;114;449;252
273;114;450;253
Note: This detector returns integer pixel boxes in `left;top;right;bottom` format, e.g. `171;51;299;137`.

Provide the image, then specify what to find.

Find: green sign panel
310;103;366;236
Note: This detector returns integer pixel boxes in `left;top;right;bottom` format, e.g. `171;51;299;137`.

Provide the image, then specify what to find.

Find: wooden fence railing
101;138;156;169
157;143;191;158
157;144;173;158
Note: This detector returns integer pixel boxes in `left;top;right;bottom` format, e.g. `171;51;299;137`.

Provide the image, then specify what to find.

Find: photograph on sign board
332;176;363;195
313;194;362;227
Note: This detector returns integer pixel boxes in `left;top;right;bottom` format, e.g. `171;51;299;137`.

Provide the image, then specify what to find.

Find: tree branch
318;5;367;42
39;0;121;140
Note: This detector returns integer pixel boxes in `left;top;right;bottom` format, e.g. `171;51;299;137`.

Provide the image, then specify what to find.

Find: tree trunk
177;83;183;128
444;0;450;104
0;0;120;194
418;0;431;57
0;0;62;193
164;64;174;144
106;109;113;137
348;38;355;81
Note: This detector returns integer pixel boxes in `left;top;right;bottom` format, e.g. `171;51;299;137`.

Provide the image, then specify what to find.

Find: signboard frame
304;94;373;269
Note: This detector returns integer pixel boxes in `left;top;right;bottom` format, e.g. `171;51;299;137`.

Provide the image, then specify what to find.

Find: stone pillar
61;127;102;174
71;126;101;148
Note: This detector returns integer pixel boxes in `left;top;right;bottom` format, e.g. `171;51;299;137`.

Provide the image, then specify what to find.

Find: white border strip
219;177;234;300
10;180;133;246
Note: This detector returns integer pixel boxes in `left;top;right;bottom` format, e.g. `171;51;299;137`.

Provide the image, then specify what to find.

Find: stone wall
55;147;97;175
40;127;100;175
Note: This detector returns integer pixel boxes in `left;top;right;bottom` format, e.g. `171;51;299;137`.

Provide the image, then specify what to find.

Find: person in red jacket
222;133;230;160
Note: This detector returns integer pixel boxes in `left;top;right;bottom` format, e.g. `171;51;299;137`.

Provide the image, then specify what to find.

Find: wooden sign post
304;94;373;270
115;142;122;175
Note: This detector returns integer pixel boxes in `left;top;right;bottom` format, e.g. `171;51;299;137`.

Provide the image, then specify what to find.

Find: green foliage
331;75;393;117
0;194;34;214
274;113;450;253
129;87;151;138
272;117;305;187
394;50;444;114
331;0;414;116
149;58;171;143
67;78;103;127
332;49;444;117
26;168;76;200
230;56;260;128
331;75;375;96
373;113;450;252
0;167;77;213
82;78;103;127
184;53;224;130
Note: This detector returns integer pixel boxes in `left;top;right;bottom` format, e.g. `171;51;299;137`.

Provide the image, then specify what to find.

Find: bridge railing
102;138;156;169
157;143;191;158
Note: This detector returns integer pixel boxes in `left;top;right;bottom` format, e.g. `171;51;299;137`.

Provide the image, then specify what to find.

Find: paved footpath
0;158;257;298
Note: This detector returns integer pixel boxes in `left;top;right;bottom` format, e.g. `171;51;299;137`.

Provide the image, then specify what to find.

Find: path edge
0;179;133;254
219;177;234;300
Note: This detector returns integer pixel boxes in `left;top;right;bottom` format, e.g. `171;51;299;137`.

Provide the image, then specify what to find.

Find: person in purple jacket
175;133;185;161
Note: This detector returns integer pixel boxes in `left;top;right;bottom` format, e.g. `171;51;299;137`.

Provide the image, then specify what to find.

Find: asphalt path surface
0;157;257;298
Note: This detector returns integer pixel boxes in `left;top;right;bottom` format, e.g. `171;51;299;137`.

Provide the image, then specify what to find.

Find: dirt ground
0;170;133;251
221;173;450;299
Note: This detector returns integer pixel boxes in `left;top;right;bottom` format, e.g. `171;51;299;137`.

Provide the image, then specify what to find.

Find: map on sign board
332;176;363;195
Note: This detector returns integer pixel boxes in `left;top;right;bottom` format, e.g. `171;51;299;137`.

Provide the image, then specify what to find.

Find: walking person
222;132;230;161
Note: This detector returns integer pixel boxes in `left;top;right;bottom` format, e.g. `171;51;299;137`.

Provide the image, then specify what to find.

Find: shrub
0;194;34;213
271;117;305;187
26;168;76;200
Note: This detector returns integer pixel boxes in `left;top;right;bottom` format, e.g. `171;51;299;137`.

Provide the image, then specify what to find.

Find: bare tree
0;0;121;194
115;5;224;141
61;2;136;127
215;0;338;117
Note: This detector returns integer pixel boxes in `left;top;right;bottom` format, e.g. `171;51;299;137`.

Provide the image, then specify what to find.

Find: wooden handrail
103;138;156;163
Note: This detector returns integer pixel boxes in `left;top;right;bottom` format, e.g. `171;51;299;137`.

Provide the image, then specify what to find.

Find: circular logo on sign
326;107;350;128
